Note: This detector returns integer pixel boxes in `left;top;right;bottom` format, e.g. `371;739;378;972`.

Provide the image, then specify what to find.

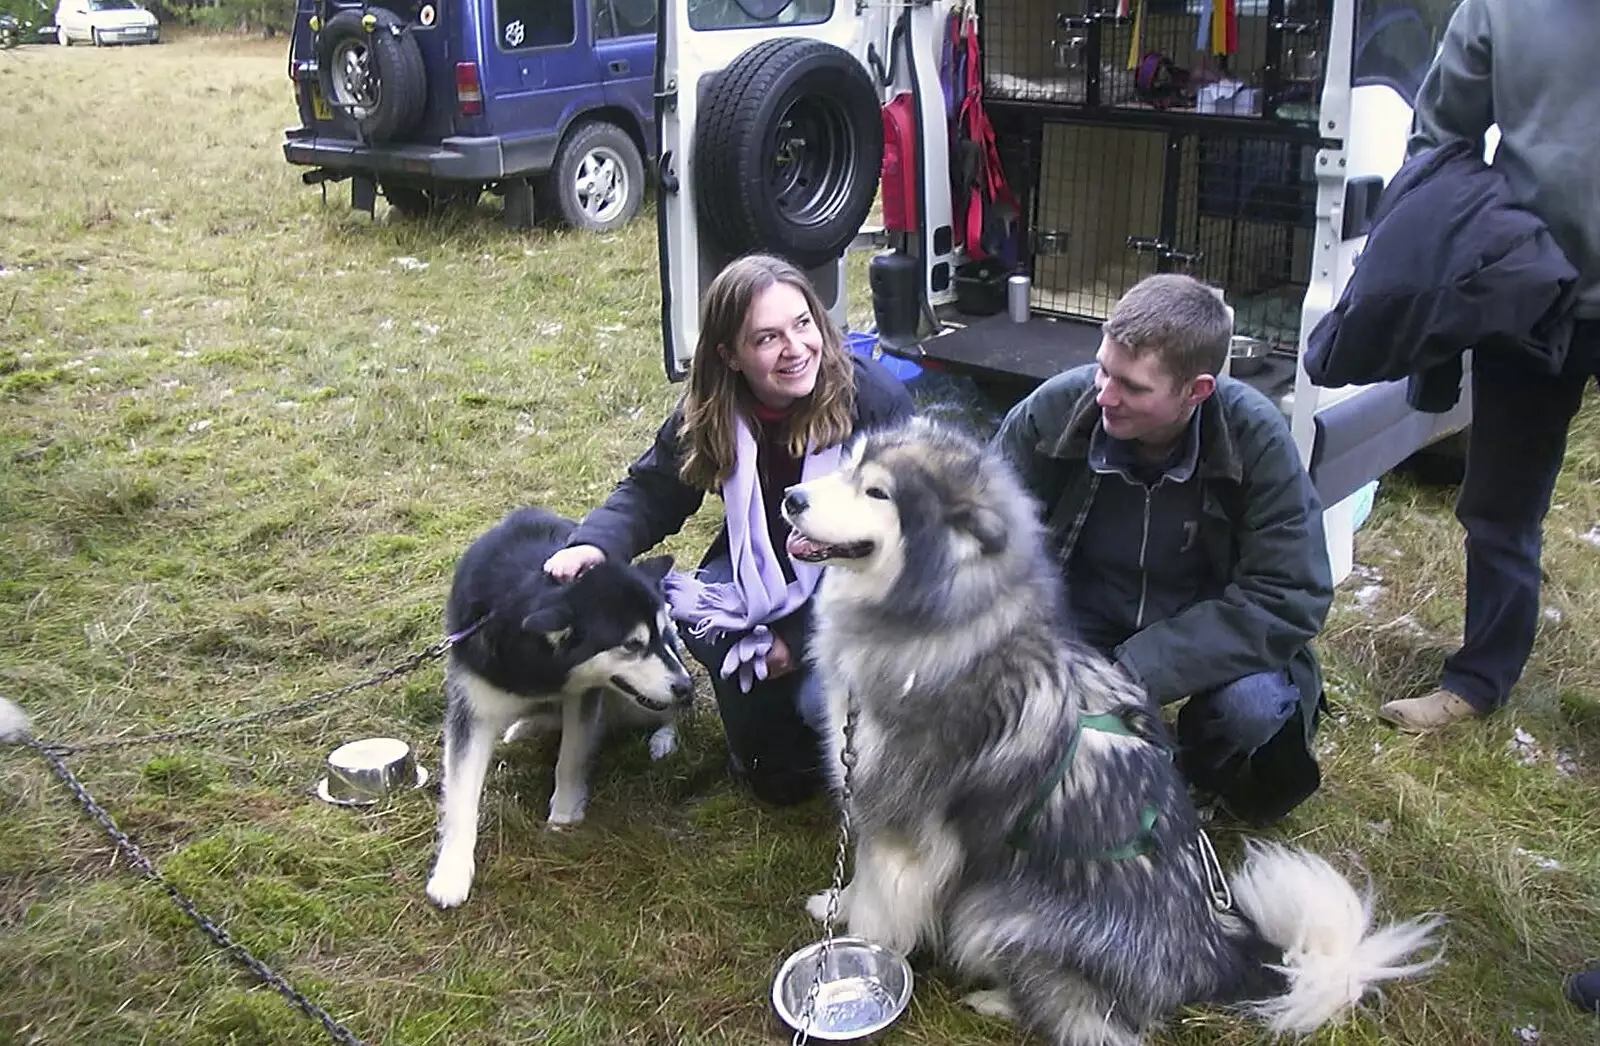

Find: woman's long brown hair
677;253;856;492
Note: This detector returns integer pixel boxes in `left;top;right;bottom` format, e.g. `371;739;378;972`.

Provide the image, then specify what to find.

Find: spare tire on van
316;7;428;145
692;37;883;270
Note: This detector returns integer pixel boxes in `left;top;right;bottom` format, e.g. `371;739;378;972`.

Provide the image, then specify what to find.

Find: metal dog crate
1012;117;1318;349
979;0;1330;123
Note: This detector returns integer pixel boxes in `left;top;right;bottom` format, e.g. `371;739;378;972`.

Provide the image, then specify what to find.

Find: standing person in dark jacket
1376;0;1600;732
543;253;916;806
990;274;1334;824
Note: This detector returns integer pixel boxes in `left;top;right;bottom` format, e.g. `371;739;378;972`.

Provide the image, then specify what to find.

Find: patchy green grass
0;30;1597;1046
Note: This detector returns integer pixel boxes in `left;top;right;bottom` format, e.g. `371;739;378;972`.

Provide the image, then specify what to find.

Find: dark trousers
677;557;825;806
1443;322;1600;712
1173;668;1320;824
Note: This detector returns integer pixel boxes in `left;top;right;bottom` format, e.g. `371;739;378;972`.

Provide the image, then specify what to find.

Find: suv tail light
455;62;483;117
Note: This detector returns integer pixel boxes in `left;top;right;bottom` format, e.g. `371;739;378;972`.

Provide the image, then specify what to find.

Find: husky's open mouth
609;676;671;712
785;529;875;563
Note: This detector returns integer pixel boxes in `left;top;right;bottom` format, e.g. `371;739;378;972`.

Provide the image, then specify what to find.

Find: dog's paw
962;989;1017;1022
546;793;588;829
501;719;534;744
804;890;836;924
425;855;475;909
648;725;678;761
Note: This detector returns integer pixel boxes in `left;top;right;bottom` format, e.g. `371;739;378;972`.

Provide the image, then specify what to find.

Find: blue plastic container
844;329;925;384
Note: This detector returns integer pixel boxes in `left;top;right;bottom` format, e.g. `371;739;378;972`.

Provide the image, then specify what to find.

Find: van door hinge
654;77;677;112
658;151;679;194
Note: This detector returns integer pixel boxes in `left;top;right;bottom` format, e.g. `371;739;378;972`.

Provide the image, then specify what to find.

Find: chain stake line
791;692;859;1046
20;736;372;1046
0;627;475;1046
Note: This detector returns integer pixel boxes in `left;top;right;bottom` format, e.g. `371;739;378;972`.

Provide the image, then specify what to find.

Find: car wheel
315;8;427;144
692;37;883;270
538;121;645;233
1396;428;1469;487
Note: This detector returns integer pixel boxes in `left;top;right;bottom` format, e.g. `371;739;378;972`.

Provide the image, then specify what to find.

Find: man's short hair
1101;273;1233;386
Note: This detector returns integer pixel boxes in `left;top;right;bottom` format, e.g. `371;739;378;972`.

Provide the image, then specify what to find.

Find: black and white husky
781;418;1445;1045
424;506;695;909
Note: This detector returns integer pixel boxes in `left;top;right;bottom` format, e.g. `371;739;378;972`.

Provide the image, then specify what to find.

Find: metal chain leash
0;627;475;1046
791;693;859;1046
43;632;464;757
13;732;372;1046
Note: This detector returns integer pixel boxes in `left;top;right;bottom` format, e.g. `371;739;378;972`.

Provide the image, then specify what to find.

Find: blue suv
283;0;656;231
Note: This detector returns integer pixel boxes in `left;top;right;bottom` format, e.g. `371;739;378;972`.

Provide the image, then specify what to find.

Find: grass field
1;31;1598;1046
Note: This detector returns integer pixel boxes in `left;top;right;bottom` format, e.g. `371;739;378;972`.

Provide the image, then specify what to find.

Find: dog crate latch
1127;236;1204;268
1033;230;1070;256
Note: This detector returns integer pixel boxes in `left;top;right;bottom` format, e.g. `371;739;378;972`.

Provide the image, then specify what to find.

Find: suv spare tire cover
693;38;883;271
316;7;428;144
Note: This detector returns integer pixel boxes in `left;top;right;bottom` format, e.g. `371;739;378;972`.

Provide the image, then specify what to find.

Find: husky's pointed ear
635;554;674;587
521;590;573;639
952;502;1008;557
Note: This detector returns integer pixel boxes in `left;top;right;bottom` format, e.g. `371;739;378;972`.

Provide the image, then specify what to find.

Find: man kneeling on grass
990;273;1335;824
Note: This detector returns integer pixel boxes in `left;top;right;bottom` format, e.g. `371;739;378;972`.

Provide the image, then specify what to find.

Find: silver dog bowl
314;737;430;807
771;936;913;1041
1228;334;1271;376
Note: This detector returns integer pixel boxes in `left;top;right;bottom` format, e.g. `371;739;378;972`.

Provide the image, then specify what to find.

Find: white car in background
54;0;159;45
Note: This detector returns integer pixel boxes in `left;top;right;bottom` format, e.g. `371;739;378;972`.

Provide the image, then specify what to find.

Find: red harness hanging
951;10;1018;260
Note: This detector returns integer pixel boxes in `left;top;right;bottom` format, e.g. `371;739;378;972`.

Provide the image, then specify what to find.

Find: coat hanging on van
948;6;1018;262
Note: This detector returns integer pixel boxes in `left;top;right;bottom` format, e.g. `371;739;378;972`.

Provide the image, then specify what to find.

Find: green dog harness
1007;710;1163;861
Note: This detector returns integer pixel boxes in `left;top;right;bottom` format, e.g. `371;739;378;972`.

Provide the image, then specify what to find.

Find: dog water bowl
771;936;913;1041
1228;335;1271;376
314;737;430;807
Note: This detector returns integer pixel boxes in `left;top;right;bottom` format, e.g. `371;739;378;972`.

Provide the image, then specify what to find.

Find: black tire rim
330;37;380;120
767;91;856;230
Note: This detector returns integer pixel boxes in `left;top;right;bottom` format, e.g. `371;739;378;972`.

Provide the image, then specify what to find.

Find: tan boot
1376;688;1485;733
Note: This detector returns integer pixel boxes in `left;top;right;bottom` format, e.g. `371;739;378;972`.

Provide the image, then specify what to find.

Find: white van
651;0;1471;579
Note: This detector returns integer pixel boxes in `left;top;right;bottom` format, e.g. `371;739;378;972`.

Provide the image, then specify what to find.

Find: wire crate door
1031;122;1174;321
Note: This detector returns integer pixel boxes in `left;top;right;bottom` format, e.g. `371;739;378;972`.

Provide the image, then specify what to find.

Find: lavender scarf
663;414;842;689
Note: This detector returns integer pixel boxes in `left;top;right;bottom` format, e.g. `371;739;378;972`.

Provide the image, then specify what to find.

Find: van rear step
906;312;1101;386
893;310;1289;393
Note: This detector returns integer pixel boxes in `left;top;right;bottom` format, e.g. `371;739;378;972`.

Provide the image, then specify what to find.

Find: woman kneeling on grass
543;252;915;806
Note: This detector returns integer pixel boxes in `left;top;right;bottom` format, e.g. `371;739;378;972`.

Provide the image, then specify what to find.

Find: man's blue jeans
1175;668;1302;775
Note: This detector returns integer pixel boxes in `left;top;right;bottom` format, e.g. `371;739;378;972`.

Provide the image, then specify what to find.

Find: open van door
654;0;956;378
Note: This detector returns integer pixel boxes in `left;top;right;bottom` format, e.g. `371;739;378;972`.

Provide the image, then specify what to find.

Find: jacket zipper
1135;479;1162;629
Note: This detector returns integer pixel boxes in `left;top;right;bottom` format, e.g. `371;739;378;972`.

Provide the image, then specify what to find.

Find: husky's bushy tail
1229;839;1445;1034
0;696;31;743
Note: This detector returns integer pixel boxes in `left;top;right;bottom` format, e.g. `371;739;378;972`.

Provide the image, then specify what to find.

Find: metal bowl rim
313;763;429;805
770;935;913;1041
327;736;414;768
1229;334;1271;358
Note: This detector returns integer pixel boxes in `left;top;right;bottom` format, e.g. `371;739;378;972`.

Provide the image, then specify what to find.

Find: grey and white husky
780;417;1444;1045
424;506;695;909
